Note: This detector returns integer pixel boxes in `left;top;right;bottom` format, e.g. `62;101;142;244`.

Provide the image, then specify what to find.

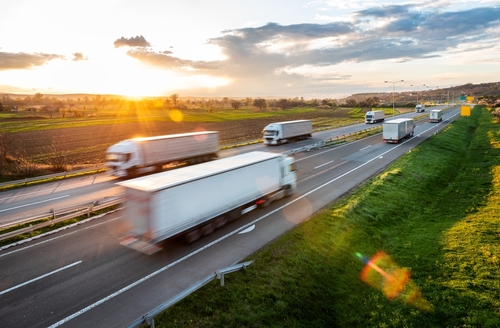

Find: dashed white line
0;261;82;296
0;195;70;213
314;160;334;169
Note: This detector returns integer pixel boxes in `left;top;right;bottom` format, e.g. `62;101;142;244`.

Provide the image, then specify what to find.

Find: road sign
461;105;471;116
460;96;466;102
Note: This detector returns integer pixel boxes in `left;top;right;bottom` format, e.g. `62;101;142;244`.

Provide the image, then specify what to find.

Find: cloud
72;52;88;61
113;35;151;48
114;4;500;96
126;49;221;70
0;52;64;71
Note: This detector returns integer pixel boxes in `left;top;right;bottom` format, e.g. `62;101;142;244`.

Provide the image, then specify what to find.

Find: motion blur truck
106;131;219;178
365;110;385;124
117;151;297;254
429;109;443;123
263;120;312;145
415;104;426;113
382;118;415;143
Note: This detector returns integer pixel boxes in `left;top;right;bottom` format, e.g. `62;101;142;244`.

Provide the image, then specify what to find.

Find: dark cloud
0;52;64;71
114;35;150;48
72;52;88;61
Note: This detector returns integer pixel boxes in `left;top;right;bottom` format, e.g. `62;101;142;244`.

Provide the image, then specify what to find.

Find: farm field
1;107;400;168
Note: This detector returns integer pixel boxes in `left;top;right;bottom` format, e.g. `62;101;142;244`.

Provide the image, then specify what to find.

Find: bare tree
231;100;241;110
253;98;267;110
170;94;179;108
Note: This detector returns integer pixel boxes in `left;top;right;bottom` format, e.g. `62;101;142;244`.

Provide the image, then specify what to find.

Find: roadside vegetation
153;106;500;327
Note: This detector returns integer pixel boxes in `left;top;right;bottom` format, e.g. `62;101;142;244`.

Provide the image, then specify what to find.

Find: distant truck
429;109;443;123
106;131;219;178
383;118;415;143
263;120;312;145
365;110;385;124
117;151;297;254
415;104;426;113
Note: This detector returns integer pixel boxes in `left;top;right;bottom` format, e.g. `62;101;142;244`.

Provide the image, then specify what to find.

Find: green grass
154;106;500;327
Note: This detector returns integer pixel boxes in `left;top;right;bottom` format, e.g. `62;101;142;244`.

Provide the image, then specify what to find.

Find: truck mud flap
119;235;162;255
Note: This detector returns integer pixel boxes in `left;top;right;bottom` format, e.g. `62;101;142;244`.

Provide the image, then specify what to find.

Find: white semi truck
429;109;443;123
383;118;415;143
262;120;312;145
106;131;219;178
415;104;426;113
117;151;297;254
365;110;385;124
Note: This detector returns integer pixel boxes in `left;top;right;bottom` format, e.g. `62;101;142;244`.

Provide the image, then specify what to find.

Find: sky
0;0;499;99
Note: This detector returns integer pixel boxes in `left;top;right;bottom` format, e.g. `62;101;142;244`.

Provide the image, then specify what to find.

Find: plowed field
6;108;366;167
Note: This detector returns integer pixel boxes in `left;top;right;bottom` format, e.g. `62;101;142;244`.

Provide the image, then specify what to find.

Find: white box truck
263;120;312;145
117;151;297;254
365;110;385;124
383;118;415;143
415;104;426;113
106;131;219;178
429;109;443;123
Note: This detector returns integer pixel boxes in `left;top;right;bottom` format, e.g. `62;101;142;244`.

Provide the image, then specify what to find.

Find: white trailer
429;109;443;123
383;118;415;144
415;104;426;113
117;151;297;254
263;120;312;145
365;110;385;124
106;131;219;178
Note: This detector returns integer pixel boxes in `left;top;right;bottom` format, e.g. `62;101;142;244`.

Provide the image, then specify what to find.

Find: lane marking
314;160;334;169
47;116;462;327
238;225;255;234
48;133;417;328
0;195;70;213
0;261;82;296
360;145;371;151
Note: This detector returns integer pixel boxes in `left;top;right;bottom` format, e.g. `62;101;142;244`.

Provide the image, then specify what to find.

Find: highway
0;106;457;327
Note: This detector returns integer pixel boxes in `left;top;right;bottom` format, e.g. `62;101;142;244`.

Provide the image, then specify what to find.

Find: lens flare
356;251;432;311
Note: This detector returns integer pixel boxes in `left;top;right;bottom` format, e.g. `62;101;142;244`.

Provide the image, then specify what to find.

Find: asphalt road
0;106;458;328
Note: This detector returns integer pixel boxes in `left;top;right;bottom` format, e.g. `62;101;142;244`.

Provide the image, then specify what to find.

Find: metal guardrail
0;195;123;242
0;166;106;189
126;261;253;328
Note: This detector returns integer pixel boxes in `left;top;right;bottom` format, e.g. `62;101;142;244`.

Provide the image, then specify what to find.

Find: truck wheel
285;187;293;197
201;222;214;235
257;196;270;208
214;216;228;228
185;229;201;243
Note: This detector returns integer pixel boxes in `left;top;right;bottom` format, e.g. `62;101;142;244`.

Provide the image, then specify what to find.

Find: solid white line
314;160;334;169
360;145;371;151
49;116;460;326
0;261;82;296
0;195;70;213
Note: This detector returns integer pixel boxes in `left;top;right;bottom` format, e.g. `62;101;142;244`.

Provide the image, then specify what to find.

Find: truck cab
106;140;142;177
262;124;282;145
415;104;426;113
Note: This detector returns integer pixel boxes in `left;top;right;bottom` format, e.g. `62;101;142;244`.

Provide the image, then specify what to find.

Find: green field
154;106;500;327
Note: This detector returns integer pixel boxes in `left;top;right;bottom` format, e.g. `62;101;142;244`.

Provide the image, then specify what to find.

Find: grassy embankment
155;106;500;327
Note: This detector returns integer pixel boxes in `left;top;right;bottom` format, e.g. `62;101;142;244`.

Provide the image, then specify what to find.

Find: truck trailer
429;109;443;123
365;110;385;124
262;120;312;145
383;118;415;143
117;151;297;254
106;131;219;178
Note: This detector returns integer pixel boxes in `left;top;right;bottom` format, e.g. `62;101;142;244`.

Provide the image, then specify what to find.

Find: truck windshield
263;130;277;136
106;153;130;163
366;114;373;118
